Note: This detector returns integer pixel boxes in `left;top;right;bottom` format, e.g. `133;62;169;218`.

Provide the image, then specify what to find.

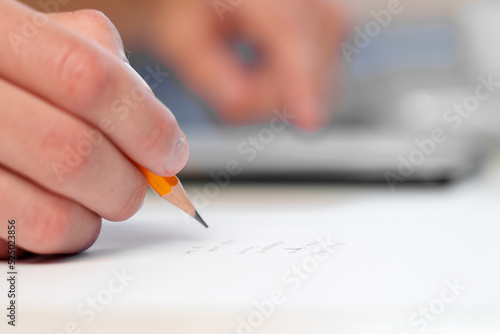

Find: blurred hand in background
25;0;352;131
142;0;351;131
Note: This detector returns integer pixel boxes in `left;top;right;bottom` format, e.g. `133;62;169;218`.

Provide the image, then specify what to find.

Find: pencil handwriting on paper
183;238;345;257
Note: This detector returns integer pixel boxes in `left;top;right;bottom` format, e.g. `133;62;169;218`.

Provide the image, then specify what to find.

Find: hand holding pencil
1;0;348;258
0;1;197;258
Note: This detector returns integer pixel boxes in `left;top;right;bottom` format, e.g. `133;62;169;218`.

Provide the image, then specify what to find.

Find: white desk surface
4;153;500;334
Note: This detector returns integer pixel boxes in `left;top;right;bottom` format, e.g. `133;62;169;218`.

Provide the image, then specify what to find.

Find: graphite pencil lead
194;211;209;228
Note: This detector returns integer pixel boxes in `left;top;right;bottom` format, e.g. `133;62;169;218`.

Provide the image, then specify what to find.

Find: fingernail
165;136;189;174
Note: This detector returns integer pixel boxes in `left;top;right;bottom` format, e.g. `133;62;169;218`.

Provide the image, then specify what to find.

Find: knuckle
107;176;147;222
137;125;164;154
73;9;115;32
39;124;97;183
56;44;110;112
137;113;177;154
72;9;124;54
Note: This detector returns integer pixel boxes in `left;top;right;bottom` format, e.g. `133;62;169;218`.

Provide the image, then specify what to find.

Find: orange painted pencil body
134;163;208;228
135;164;178;196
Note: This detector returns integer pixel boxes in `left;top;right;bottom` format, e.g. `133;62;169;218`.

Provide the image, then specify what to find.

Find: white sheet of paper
7;176;500;334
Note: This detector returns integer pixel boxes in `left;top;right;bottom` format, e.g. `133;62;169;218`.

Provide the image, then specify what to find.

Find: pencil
135;164;208;228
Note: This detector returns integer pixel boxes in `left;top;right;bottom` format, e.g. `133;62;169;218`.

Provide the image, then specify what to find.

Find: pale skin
0;1;189;258
0;0;350;258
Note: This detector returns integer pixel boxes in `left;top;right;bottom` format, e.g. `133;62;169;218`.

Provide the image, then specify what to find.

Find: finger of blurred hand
145;2;270;125
148;0;349;130
235;0;348;131
0;166;101;257
0;2;188;176
308;0;350;123
0;77;147;221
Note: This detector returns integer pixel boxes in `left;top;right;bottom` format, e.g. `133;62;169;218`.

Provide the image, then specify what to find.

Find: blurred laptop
131;18;490;184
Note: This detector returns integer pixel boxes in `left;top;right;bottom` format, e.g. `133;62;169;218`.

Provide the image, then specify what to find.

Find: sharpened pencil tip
194;211;208;228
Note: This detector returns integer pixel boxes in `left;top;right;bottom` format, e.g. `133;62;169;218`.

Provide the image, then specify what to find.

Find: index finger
0;0;188;176
236;0;345;131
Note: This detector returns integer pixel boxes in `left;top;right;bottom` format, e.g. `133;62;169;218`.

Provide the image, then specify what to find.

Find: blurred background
128;0;500;184
24;0;500;184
